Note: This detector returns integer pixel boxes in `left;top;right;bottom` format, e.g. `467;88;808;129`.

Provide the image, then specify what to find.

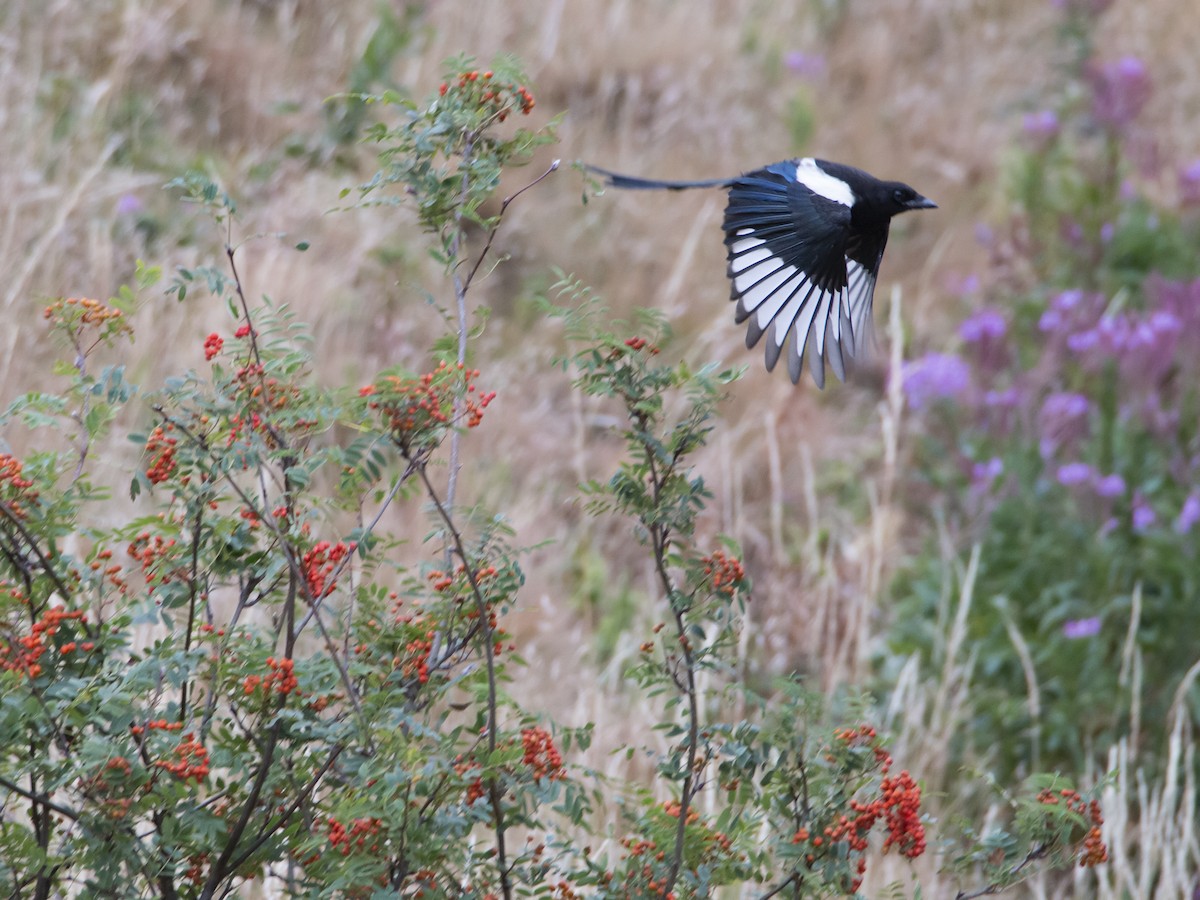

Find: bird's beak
908;195;937;210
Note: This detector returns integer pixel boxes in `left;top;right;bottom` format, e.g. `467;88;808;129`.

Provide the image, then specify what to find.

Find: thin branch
755;872;801;900
0;776;79;820
460;159;560;294
0;501;83;613
954;845;1050;900
408;453;511;900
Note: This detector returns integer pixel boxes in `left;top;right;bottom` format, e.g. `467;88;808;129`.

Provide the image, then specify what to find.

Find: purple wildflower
972;457;1004;485
1179;160;1200;207
1056;462;1094;486
1022;110;1060;147
1089;56;1151;128
784;51;826;78
1039;392;1090;458
1132;495;1156;531
960;309;1007;343
1093;473;1126;498
900;353;972;410
984;387;1021;407
116;194;143;216
1067;329;1099;353
1062;617;1102;639
1175;493;1200;534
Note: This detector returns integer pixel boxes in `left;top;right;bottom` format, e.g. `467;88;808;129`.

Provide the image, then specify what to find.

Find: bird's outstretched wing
723;160;878;388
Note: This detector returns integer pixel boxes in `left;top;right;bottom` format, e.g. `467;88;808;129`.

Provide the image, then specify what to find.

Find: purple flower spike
900;353;972;410
1175;493;1200;534
1063;617;1102;639
1089;56;1151;128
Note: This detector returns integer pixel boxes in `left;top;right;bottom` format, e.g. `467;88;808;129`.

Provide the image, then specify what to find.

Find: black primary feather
586;158;936;387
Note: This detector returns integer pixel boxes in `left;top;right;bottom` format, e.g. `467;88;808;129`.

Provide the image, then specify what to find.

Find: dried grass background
2;0;1198;895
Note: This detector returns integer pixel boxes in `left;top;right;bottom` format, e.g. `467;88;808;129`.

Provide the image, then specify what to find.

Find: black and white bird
586;158;936;387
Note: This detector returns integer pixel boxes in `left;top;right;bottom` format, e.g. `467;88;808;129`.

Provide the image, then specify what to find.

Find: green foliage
0;46;1116;900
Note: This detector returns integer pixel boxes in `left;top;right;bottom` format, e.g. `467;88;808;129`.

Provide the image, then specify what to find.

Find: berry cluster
785;725;927;890
301;540;356;599
0;454;39;519
42;296;131;340
203;332;224;361
127;531;180;585
328;816;383;856
1037;787;1108;866
453;755;486;804
700;549;746;597
144;424;178;484
130;718;183;736
438;69;535;121
243;656;299;697
361;362;495;452
520;726;564;782
0;607;88;678
623;336;660;355
153;733;210;783
87;548;126;594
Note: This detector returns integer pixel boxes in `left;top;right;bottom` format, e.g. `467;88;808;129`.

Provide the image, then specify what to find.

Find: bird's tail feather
584;164;732;191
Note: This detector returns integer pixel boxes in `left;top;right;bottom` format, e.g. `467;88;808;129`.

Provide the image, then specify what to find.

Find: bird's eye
892;188;909;203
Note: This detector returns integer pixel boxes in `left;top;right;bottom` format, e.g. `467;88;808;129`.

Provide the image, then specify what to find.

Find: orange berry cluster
701;549;745;596
787;725;927;889
145;424;178;484
130;718;183;736
328;816;383;856
361;362;496;451
43;296;130;334
438;69;535;121
0;607;88;677
398;629;433;685
302;540;356;599
243;656;299;697
623;336;660;355
0;454;39;519
878;770;926;858
521;726;565;782
1037;787;1108;866
203;332;224;361
87;547;126;593
453;755;486;804
153;733;210;783
127;531;179;584
183;852;209;886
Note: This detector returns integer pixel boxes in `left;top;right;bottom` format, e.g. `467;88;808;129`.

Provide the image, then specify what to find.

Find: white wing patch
793;158;855;207
728;230;877;385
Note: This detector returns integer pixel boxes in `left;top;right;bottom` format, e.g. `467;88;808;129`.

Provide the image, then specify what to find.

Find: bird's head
881;182;937;215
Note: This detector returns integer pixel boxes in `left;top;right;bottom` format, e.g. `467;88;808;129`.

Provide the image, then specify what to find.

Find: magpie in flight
586;158;936;387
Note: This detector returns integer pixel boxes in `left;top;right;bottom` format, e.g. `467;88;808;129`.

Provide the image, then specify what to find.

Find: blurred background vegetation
2;0;1198;894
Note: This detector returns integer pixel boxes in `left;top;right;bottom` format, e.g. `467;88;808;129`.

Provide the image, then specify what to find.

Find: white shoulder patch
793;158;855;207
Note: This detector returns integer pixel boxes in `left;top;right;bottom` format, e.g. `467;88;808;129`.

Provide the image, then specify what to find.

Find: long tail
584;163;732;191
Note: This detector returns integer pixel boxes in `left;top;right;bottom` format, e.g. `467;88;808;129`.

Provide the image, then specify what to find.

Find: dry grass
3;0;1199;895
